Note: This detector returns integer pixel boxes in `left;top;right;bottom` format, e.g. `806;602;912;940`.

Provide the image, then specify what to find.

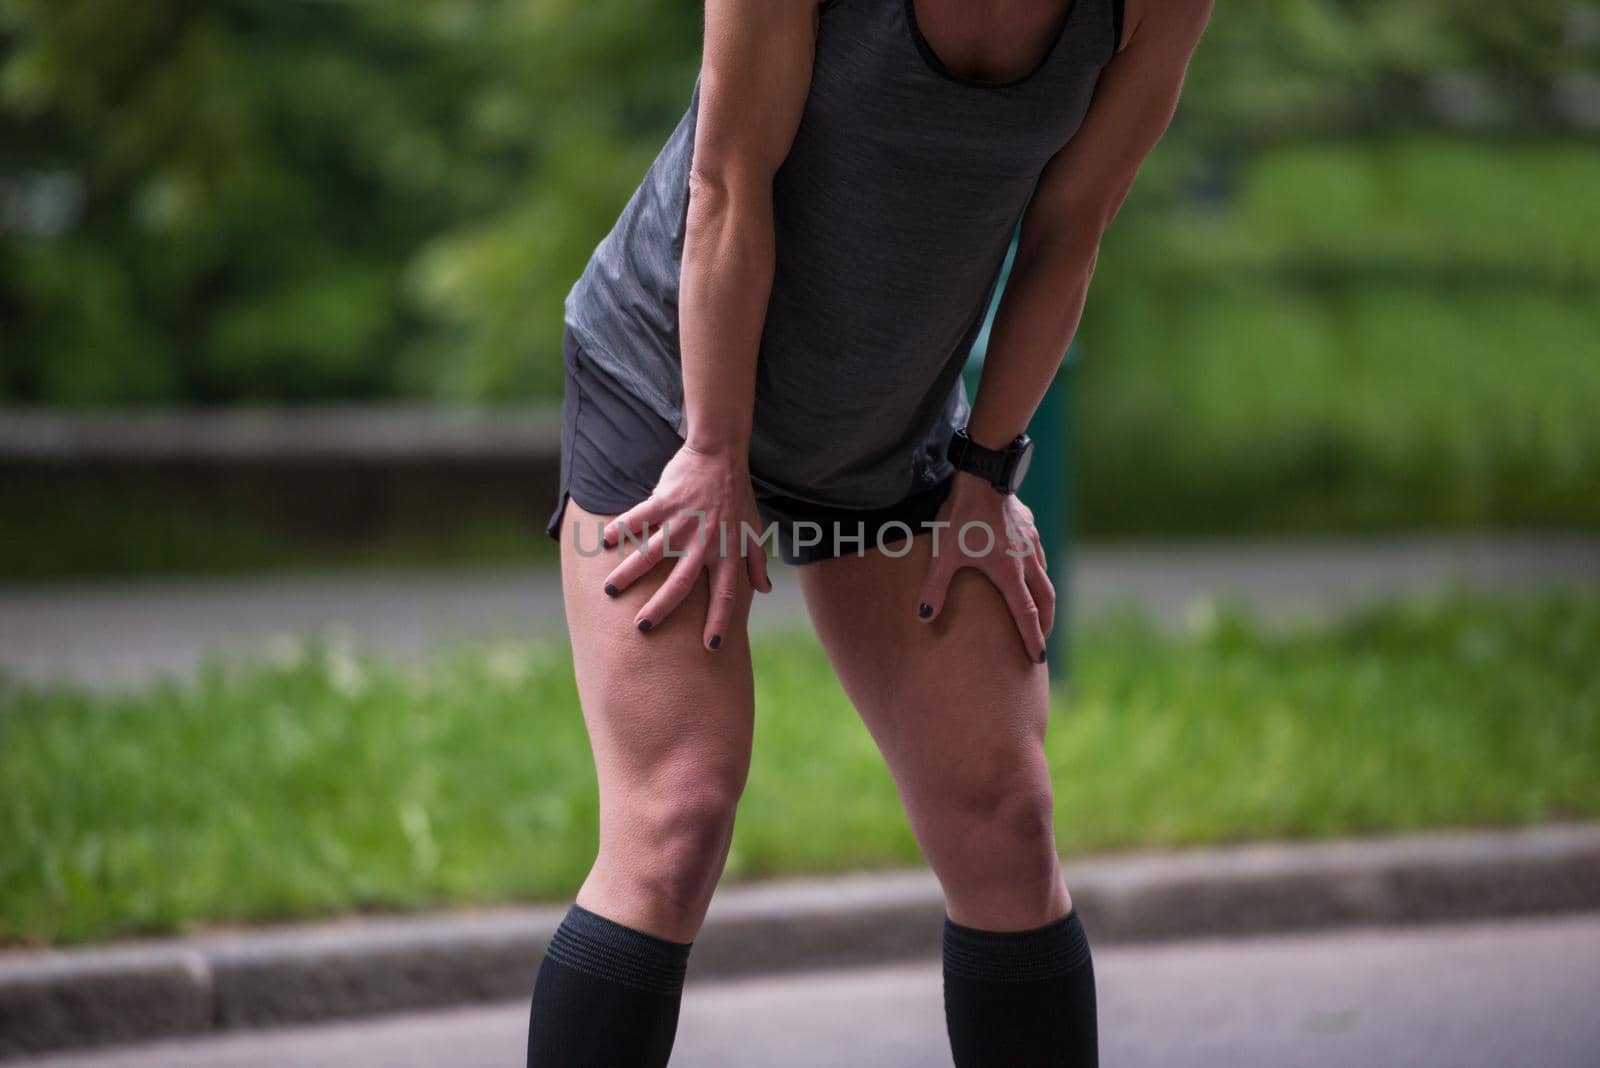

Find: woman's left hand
915;471;1055;663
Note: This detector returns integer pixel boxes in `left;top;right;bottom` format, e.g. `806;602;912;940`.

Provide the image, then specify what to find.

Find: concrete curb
0;407;563;462
4;823;1598;1058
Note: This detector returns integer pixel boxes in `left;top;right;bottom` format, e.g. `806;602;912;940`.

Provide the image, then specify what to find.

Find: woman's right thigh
558;497;756;941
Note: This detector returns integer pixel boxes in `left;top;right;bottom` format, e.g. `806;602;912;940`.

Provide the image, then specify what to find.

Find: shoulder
1116;0;1214;55
717;0;831;33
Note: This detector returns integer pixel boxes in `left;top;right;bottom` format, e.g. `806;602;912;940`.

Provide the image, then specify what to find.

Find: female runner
527;1;1212;1064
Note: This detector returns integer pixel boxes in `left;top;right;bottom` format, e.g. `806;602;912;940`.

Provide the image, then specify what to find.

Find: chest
796;0;1111;181
908;0;1078;86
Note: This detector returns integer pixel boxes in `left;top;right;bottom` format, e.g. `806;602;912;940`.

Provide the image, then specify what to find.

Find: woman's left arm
966;0;1214;450
917;0;1215;656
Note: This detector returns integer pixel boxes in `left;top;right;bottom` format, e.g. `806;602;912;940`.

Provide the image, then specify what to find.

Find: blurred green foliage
2;0;1589;406
0;0;701;402
1076;139;1600;533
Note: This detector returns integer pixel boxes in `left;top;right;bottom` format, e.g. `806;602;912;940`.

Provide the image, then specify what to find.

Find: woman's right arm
601;0;822;648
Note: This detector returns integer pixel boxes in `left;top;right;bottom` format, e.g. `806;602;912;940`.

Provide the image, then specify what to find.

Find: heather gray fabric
563;0;1119;509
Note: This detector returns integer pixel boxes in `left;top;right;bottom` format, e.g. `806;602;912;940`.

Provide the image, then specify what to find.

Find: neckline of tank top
899;0;1084;91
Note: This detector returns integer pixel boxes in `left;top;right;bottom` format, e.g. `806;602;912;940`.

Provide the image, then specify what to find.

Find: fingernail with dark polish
709;634;722;650
603;583;619;598
918;602;933;619
637;619;652;633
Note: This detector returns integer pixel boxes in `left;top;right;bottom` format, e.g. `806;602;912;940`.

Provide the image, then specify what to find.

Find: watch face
1008;440;1035;493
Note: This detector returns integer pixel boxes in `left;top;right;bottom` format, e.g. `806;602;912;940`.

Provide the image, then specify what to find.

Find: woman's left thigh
797;534;1067;927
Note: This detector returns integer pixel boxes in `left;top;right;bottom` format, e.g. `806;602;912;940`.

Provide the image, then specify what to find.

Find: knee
922;766;1066;926
943;776;1057;856
613;774;743;919
917;739;1060;864
648;782;741;887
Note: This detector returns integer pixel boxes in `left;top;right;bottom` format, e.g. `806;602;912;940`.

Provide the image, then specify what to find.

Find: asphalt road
22;915;1600;1067
4;534;1597;688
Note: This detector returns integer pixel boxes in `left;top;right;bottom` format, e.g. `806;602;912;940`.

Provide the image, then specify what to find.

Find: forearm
677;171;774;459
965;231;1099;450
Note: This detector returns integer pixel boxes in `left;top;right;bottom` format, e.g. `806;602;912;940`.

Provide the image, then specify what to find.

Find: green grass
3;592;1597;946
1076;138;1600;535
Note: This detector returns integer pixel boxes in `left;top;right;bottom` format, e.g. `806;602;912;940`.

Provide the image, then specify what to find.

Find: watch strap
948;429;1023;490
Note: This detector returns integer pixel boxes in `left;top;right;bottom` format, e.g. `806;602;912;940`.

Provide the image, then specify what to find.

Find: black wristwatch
947;428;1034;495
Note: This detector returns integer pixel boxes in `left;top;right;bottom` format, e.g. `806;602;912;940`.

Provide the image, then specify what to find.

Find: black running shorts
546;325;955;566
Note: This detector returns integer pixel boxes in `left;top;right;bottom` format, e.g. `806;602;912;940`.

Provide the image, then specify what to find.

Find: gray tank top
564;0;1120;508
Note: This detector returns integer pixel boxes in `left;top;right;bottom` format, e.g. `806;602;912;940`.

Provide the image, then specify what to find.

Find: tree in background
0;0;698;404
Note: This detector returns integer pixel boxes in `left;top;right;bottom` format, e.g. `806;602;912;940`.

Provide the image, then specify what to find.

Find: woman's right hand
600;442;773;650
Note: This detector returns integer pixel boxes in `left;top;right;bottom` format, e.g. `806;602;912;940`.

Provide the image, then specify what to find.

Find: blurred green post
964;222;1077;680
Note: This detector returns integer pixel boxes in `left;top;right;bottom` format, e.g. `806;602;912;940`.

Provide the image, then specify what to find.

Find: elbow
683;162;775;266
1016;218;1103;275
1019;191;1126;266
687;161;768;222
687;162;734;215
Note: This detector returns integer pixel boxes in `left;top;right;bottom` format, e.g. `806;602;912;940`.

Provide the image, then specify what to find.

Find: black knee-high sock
526;903;693;1068
942;908;1098;1068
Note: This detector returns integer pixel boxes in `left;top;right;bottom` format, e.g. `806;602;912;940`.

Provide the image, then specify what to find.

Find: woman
527;0;1211;1064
